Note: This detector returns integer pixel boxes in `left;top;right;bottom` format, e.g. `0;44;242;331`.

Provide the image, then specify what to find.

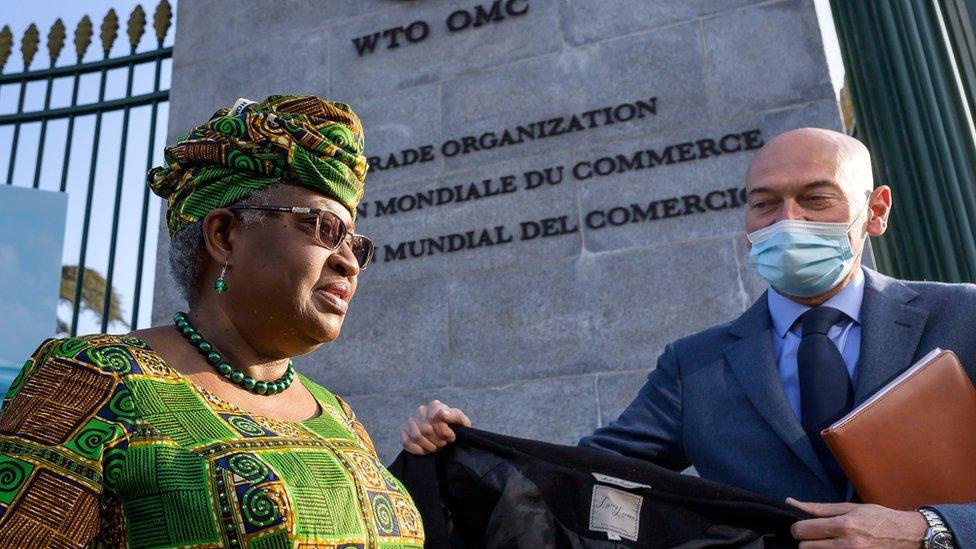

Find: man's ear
865;186;892;238
201;209;238;266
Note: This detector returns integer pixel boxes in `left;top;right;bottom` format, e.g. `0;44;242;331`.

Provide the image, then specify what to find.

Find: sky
0;0;845;339
1;1;177;70
813;0;847;98
0;0;177;336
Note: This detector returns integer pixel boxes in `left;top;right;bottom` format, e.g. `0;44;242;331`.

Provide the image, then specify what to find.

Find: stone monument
155;0;842;461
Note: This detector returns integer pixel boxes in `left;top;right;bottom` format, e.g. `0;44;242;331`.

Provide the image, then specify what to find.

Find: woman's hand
401;400;472;455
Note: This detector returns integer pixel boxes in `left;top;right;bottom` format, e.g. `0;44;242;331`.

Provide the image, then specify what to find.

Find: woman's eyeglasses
227;205;374;269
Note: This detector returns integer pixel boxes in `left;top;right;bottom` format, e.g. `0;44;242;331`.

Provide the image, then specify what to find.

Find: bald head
747;128;874;198
743;127;892;292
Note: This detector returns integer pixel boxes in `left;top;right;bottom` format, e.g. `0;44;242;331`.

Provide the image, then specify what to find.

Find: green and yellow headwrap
148;94;368;236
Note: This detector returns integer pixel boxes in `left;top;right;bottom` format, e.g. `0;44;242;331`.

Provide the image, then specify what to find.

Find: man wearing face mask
402;128;976;547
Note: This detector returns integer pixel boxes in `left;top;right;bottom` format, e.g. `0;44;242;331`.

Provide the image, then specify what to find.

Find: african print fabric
149;94;369;237
0;335;423;548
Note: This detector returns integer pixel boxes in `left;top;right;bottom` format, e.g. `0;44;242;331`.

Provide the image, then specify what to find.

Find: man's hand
400;400;472;455
788;498;928;548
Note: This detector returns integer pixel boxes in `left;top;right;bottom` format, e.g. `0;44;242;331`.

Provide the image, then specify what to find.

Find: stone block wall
154;0;841;462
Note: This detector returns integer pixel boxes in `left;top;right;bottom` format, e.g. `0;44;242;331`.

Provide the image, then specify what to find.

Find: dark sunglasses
227;205;374;269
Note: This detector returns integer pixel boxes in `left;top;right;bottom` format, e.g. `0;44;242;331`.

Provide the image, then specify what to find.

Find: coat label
592;472;652;490
589;484;642;541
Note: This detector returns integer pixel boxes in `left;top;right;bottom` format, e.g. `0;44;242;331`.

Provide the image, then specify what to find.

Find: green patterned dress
0;335;424;548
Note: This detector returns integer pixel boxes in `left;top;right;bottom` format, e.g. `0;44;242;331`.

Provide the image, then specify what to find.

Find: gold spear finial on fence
154;0;172;46
75;15;93;61
100;9;119;56
48;19;66;67
0;26;12;73
22;23;39;70
128;5;146;50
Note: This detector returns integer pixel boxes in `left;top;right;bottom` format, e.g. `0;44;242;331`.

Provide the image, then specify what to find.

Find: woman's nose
327;243;361;277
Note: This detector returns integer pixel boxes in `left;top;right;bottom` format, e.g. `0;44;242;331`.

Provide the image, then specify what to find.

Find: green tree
57;266;128;335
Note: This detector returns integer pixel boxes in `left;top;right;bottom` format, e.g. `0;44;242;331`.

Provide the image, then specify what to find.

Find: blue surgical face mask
747;203;868;298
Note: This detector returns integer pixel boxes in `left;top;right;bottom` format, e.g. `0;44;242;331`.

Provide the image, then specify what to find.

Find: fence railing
0;1;173;336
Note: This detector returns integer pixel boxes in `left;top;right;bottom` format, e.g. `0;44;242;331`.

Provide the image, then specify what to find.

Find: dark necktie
797;306;854;499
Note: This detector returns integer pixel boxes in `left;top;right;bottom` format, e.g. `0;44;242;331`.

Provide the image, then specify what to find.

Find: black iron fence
0;1;173;336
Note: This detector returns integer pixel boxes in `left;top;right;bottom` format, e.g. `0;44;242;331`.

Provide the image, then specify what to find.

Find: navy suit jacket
580;268;976;546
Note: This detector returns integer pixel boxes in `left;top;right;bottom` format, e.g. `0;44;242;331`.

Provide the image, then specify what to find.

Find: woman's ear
201;209;239;266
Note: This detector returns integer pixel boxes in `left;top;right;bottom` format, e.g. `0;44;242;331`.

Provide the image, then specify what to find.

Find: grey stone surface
703;0;833;117
357;150;580;284
297;278;451;396
355;84;444;191
155;0;844;463
439;22;709;171
449;237;746;386
597;370;653;426
171;0;232;69
559;0;765;46
173;0;393;68
167;28;332;142
230;0;397;35
345;375;599;464
578;98;844;254
331;0;561;102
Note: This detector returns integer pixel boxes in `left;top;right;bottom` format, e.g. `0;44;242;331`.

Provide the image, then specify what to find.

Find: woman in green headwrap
0;95;424;548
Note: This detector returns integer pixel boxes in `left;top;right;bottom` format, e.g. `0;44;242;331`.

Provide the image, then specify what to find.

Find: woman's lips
315;289;349;314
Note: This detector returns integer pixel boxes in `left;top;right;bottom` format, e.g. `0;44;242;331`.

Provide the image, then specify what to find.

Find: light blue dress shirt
767;268;865;421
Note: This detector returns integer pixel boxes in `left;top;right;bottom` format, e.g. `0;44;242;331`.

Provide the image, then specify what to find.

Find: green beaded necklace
173;312;295;395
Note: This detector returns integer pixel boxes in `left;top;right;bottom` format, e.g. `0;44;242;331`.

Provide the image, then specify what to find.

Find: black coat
389;427;807;548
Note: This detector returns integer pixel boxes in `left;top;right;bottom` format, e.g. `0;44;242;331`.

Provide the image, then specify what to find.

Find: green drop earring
215;263;228;294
